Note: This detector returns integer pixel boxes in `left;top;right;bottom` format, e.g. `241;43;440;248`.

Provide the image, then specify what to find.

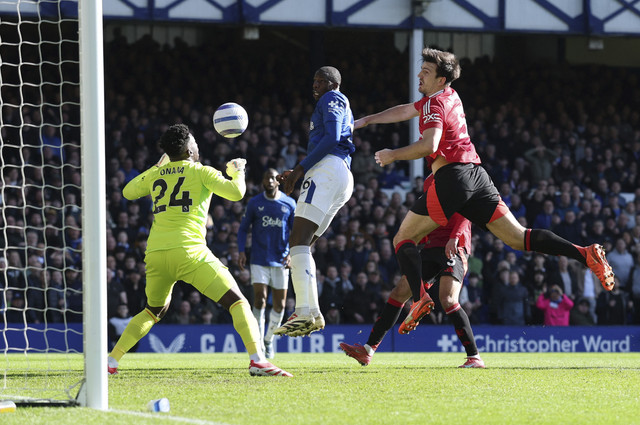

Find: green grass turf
1;352;640;425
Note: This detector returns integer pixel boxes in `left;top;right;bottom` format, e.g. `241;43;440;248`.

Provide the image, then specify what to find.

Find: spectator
596;278;630;325
312;237;331;273
524;144;557;183
606;239;634;290
548;256;579;301
168;300;195;325
536;284;574;326
459;272;483;324
553;211;584;246
533;200;555;229
318;265;353;315
5;292;26;323
328;234;351;269
570;298;596;326
629;251;640;324
376;240;398;284
348;232;370;276
109;304;134;350
495;271;529;325
47;270;66;323
351;140;381;184
527;270;548;325
26;269;47;324
343;272;381;324
65;267;83;323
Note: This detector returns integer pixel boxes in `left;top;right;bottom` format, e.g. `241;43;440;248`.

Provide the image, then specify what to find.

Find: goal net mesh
0;0;83;405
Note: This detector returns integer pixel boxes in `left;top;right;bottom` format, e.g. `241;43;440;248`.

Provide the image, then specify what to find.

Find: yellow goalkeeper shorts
144;246;235;308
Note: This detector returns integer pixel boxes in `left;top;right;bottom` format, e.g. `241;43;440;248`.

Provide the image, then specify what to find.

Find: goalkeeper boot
107;356;119;375
585;244;615;291
274;313;314;336
339;343;373;366
459;356;485;368
399;292;435;334
249;360;292;377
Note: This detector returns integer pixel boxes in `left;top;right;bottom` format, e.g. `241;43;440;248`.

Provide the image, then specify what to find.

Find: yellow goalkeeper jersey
122;160;245;253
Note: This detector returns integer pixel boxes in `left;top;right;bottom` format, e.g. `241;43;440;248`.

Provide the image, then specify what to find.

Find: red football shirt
413;87;480;167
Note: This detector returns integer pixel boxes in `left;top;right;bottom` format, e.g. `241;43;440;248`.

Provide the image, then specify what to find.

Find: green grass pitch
2;352;640;424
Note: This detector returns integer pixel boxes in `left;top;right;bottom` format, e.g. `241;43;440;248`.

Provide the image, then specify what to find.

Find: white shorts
296;155;354;237
250;264;289;290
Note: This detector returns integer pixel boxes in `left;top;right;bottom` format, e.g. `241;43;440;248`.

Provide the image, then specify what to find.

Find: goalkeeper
107;124;291;377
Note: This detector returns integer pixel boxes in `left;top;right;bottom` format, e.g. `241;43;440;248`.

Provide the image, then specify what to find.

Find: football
213;102;249;138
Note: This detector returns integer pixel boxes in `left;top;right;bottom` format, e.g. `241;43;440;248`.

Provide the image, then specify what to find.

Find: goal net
0;0;106;407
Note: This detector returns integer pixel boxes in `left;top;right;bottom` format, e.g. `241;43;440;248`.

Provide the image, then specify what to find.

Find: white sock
250;352;265;363
290;245;312;316
469;354;481;359
108;356;118;368
265;309;285;344
364;344;375;356
307;252;321;317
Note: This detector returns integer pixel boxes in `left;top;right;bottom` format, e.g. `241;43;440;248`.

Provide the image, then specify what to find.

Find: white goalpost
0;0;107;408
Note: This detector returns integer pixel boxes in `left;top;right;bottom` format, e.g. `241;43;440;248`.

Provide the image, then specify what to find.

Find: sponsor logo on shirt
262;216;284;228
327;100;343;113
423;112;441;124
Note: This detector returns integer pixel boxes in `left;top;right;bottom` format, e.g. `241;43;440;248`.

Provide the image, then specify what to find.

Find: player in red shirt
340;176;484;368
355;47;614;339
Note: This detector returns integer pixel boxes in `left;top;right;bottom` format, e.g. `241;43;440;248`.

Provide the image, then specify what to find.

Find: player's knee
440;295;458;310
253;296;267;309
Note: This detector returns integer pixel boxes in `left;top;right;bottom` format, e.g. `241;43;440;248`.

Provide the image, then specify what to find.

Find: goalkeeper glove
226;158;247;178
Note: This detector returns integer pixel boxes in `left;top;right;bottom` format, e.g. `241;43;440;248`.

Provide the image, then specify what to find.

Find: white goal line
109;408;234;425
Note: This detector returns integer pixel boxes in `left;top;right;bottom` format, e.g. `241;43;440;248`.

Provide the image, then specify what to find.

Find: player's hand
156;153;170;167
283;254;291;269
226;158;246;178
283;165;304;195
445;238;459;260
374;149;394;167
238;252;247;271
277;170;292;184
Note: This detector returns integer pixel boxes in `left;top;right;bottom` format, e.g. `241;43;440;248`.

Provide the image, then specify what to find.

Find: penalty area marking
110;409;233;425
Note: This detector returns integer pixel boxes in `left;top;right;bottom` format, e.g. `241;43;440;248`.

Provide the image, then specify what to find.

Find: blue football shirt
237;191;296;267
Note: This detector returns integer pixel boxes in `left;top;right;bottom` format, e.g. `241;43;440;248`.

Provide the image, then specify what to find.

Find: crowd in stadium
2;31;640;335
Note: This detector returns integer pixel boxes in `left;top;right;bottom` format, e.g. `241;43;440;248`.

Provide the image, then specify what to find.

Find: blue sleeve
237;200;253;253
300;120;340;172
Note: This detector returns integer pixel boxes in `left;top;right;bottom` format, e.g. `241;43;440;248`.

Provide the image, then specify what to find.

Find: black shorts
420;246;468;285
411;163;507;226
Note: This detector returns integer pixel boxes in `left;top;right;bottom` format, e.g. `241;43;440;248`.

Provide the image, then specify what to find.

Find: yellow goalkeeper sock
110;308;159;362
229;299;261;359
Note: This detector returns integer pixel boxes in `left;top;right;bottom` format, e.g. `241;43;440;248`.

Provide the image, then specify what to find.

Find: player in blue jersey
238;168;296;358
275;66;355;337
